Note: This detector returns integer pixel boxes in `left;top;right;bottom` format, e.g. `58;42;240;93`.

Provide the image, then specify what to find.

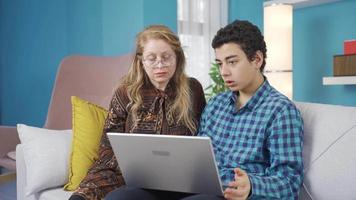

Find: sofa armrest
16;144;37;200
0;126;20;158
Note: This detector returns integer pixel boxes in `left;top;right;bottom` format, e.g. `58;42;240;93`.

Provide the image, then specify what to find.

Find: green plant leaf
204;63;228;100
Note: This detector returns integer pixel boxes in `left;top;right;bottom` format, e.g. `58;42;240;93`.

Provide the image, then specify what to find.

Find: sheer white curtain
177;0;228;89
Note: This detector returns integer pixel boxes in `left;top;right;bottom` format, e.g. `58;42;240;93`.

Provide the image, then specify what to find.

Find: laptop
107;133;224;196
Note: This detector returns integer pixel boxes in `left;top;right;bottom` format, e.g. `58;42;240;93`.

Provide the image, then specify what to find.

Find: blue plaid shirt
198;80;303;199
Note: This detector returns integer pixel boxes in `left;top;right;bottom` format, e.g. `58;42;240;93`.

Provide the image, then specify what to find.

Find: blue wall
0;0;177;126
1;0;69;127
293;0;356;106
2;0;355;127
0;1;3;124
228;0;264;30
143;0;177;32
101;0;177;56
102;0;143;55
228;0;356;107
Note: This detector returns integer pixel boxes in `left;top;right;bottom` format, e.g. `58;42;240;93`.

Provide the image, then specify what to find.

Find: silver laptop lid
107;133;223;196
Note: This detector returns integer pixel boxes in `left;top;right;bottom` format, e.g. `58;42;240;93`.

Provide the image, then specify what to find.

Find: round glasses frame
141;54;176;68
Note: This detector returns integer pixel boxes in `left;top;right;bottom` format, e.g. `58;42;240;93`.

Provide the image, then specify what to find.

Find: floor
0;171;16;200
0;180;16;200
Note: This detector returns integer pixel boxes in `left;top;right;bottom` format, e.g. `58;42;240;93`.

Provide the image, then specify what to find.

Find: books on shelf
333;54;356;76
332;40;356;76
344;40;356;55
324;39;356;85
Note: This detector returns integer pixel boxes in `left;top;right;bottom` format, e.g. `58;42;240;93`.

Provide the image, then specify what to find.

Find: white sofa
16;102;356;200
296;102;356;200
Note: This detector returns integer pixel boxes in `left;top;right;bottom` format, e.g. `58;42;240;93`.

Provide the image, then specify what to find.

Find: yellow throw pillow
64;96;108;191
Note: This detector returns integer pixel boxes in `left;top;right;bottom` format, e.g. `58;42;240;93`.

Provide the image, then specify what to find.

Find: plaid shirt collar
228;78;271;113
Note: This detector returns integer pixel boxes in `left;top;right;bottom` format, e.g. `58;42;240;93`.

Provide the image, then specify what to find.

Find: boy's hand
223;168;251;200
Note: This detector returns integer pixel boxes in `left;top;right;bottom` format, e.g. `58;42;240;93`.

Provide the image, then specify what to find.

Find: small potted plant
204;63;228;100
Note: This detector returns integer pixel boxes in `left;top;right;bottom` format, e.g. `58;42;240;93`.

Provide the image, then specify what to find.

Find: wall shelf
264;0;342;9
323;76;356;85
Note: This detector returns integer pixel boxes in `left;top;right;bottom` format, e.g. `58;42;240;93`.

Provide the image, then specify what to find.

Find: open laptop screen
107;133;224;196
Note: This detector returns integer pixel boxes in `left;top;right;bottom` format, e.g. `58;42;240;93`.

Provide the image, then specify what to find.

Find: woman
69;25;206;200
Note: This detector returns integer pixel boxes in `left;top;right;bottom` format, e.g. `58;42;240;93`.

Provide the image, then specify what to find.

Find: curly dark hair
212;20;267;72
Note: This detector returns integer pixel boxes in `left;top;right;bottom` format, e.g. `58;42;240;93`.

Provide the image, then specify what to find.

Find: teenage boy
198;20;304;199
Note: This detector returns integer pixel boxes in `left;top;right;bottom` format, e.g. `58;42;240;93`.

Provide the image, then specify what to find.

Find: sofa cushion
64;96;108;190
295;102;356;199
17;124;72;196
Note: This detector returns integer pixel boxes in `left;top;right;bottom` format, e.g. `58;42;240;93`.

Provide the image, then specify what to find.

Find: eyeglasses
142;54;176;68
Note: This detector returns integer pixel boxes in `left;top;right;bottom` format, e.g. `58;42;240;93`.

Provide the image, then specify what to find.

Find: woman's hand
223;168;251;200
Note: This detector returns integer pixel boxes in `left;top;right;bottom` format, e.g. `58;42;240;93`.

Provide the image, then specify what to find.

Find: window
178;0;228;89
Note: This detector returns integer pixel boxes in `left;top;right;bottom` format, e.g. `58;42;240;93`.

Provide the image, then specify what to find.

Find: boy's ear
253;50;264;69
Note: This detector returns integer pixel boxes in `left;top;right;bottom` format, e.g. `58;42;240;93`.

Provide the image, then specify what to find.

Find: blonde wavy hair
121;25;197;133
